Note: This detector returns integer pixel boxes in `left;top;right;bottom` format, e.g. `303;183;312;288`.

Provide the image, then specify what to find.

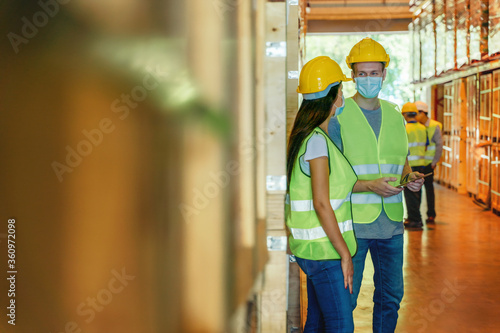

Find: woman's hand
341;256;354;294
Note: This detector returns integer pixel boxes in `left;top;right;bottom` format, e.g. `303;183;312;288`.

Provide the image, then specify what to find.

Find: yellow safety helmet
346;37;390;69
401;102;419;113
297;56;352;100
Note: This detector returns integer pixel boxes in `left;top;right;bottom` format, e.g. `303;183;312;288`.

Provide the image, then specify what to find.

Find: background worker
328;37;424;332
415;101;443;225
402;102;428;230
287;56;356;332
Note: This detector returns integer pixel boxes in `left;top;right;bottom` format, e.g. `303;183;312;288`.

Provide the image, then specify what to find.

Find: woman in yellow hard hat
286;56;356;332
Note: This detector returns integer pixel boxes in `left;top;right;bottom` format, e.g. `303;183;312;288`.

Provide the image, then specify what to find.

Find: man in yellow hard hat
402;102;429;230
328;37;424;332
415;101;443;225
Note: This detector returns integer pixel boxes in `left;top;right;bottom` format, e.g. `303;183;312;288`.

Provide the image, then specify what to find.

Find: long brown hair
286;84;341;190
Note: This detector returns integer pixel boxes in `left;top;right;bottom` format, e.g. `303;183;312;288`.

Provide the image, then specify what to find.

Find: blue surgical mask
355;76;383;98
334;95;345;117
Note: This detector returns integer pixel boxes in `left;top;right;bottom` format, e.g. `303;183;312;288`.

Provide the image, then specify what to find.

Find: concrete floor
268;182;500;332
353;184;500;332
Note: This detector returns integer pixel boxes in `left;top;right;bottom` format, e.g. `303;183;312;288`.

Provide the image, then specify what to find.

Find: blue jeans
351;234;404;333
295;257;354;333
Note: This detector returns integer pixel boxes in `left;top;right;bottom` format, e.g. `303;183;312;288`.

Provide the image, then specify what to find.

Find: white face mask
354;76;383;98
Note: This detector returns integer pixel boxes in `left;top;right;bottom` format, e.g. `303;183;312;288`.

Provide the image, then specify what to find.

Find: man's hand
405;172;425;192
367;177;403;197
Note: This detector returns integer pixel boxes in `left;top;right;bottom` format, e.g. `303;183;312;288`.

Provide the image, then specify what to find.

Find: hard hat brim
297;77;352;94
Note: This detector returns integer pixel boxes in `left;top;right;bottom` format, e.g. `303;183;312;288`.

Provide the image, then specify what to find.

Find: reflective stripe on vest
289;193;351;212
338;98;408;223
352;164;404;176
290;220;353;240
407;122;427;167
408;142;426;147
286;128;358;260
351;192;402;204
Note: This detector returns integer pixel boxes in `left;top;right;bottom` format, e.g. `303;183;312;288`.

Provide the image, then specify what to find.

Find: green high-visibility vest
424;119;443;163
406;122;428;167
337;98;408;223
286;128;358;260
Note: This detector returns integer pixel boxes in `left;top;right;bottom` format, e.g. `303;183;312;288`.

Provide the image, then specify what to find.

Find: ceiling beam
307;18;411;33
309;0;409;5
306;6;412;20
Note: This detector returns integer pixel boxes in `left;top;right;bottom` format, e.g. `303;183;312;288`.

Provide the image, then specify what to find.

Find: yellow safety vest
406;122;427;167
424;119;443;163
286;128;358;260
337;98;408;223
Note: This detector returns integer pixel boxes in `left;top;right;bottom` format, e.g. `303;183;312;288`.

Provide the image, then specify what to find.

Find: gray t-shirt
328;106;404;239
426;119;444;165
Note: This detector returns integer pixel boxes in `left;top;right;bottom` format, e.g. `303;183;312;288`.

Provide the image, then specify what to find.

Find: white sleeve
304;134;328;161
299;134;328;176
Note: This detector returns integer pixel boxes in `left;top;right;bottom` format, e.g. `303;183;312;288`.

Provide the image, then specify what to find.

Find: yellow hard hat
401;102;419;113
297;56;352;99
346;37;390;69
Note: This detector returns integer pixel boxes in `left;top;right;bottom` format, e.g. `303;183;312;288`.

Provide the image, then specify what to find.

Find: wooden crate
492;70;500;142
266;192;286;230
440;82;454;187
452;78;468;136
450;78;468;192
476;73;493;207
491;71;500;213
443;82;454;135
450;135;459;189
441;135;453;186
479;73;492;141
476;145;491;206
431;83;445;183
466;138;479;195
466;75;479;195
450;135;467;192
492;144;500;214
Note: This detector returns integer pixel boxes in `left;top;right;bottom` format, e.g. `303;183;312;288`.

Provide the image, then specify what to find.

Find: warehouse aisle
353;184;500;333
